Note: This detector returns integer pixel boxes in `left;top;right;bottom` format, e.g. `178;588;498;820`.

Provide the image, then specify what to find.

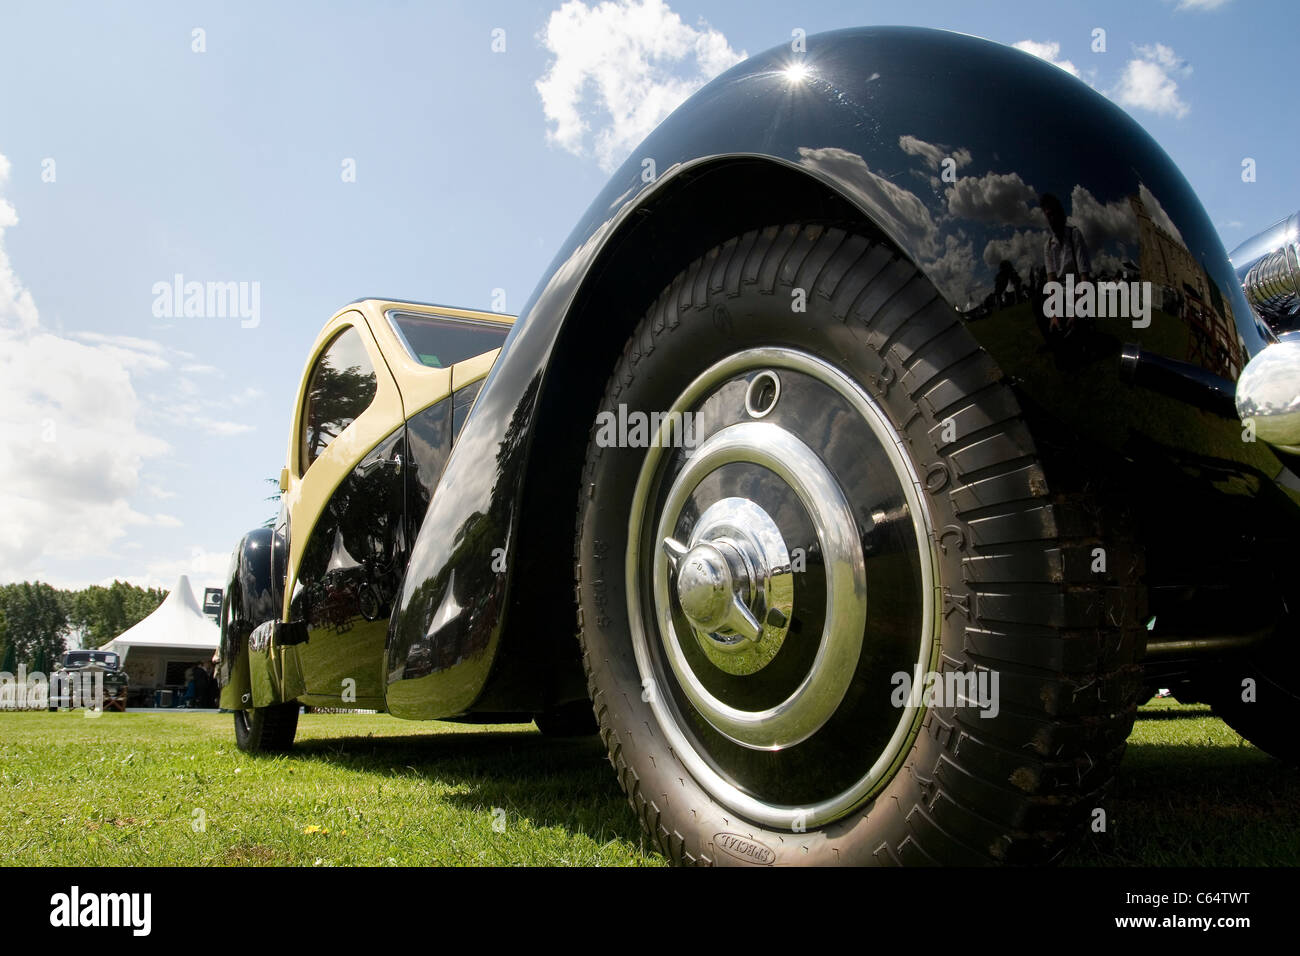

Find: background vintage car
48;649;129;712
216;26;1300;867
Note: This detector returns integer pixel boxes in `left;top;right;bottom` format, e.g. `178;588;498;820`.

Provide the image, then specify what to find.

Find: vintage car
219;26;1300;866
48;650;129;712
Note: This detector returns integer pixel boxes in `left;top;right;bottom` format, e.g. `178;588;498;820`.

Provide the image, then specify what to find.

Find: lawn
0;701;1295;866
0;711;660;867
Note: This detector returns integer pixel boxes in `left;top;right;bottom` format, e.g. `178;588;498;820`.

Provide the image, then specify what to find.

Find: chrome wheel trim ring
625;347;940;831
652;422;866;749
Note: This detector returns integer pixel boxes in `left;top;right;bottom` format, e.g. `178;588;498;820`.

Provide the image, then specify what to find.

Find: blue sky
0;0;1294;593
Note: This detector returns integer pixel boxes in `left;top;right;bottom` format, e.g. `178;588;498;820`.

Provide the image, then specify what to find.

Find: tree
303;363;376;464
264;476;282;529
62;581;166;649
0;582;68;667
1;642;14;676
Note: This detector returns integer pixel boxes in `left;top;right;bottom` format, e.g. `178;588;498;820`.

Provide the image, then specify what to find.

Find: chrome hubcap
625;347;939;831
652;422;866;749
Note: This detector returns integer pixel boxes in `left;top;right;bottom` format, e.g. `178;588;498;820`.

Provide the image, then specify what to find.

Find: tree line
0;580;167;675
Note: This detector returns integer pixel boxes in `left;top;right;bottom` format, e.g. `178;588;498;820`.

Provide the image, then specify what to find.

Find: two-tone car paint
219;300;511;711
224;26;1298;724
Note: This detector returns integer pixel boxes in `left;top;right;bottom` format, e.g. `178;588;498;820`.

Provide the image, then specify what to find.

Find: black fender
217;527;285;710
385;26;1285;718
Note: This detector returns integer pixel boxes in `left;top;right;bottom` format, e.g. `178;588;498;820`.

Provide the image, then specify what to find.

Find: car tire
233;703;300;753
1202;637;1299;764
534;701;599;737
574;223;1145;865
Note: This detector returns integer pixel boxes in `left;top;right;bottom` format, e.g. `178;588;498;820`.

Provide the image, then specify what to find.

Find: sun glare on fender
783;60;811;84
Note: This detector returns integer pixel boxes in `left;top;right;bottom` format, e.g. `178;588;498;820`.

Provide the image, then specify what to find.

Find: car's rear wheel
574;223;1145;865
1202;636;1299;763
233;703;299;753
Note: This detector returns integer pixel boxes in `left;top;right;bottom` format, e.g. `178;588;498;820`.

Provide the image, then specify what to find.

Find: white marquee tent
102;575;220;702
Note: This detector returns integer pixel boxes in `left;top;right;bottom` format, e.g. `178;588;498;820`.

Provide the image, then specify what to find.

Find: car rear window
388;312;509;369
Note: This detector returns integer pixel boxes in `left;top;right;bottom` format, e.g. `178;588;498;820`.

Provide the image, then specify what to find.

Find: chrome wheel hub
664;497;793;675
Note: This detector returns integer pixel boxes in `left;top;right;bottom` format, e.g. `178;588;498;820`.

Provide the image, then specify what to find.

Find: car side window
300;325;378;472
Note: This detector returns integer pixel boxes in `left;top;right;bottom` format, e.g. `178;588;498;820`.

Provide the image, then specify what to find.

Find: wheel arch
482;156;910;710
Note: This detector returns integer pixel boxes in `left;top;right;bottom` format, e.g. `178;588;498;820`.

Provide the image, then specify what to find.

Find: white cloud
797;147;940;259
1068;184;1140;251
1111;43;1191;118
946;170;1044;227
0;152;244;586
983;229;1043;281
0;155;39;332
195;417;254;437
1137;181;1186;247
229;385;264;407
69;331;174;373
1012;40;1081;79
0;166;165;578
125;546;230;592
924;234;980;307
898;134;972;172
1175;0;1231;10
536;0;745;171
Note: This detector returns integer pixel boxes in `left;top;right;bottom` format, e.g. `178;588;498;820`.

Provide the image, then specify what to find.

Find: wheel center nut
676;543;736;632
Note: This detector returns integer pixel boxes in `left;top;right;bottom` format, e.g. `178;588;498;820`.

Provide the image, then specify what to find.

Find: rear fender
385;26;1274;718
217;528;286;710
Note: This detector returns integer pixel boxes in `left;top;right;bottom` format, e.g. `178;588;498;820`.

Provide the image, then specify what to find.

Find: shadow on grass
1066;736;1300;866
286;730;646;847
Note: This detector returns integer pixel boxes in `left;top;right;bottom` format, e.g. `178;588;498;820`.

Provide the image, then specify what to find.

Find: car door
280;314;407;707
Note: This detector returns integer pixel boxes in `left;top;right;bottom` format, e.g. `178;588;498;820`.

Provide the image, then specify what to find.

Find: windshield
388;312;509;369
64;650;119;668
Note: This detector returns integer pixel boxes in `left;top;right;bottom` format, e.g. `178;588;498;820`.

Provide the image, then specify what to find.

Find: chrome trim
1244;238;1300;325
625;347;939;831
1235;337;1300;453
655;443;852;744
1229;211;1300;331
743;370;781;419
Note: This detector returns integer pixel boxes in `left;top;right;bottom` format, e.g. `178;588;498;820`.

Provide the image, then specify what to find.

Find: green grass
1;702;1295;866
1065;699;1300;866
0;711;661;866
